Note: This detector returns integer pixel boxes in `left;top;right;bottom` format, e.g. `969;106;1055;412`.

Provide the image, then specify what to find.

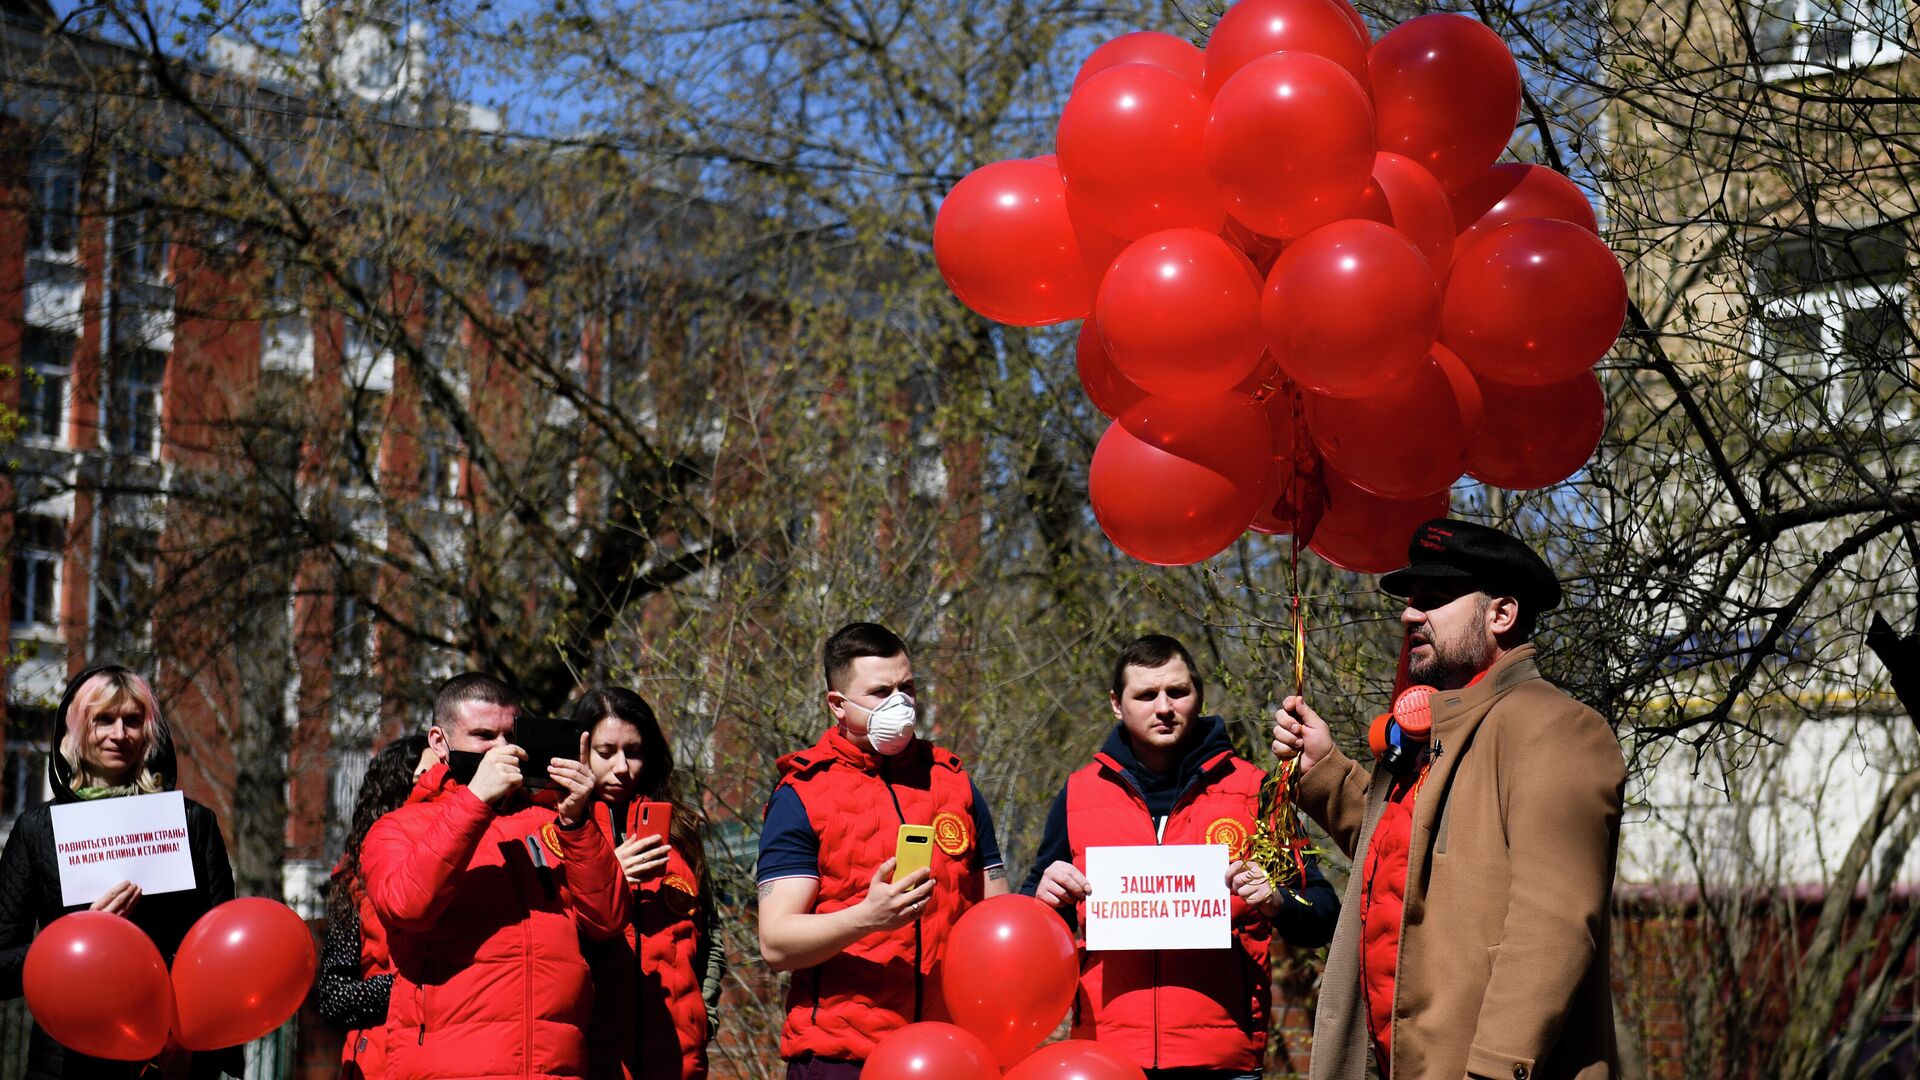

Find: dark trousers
1144;1071;1262;1080
786;1059;863;1080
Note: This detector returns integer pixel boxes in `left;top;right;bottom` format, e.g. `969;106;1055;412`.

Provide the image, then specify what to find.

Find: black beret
1378;518;1562;612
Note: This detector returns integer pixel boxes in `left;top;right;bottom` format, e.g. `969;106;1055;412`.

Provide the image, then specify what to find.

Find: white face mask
846;691;917;756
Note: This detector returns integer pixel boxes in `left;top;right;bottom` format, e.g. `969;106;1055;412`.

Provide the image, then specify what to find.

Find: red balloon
1003;1040;1148;1080
1076;321;1148;419
1067;196;1130;307
1221;217;1283;276
1263;219;1439;399
1233;352;1283;397
1335;0;1370;43
1074;31;1205;88
1304;345;1482;498
1440;218;1627;385
1468;370;1606;489
1368;14;1520;192
1058;64;1224;239
1350;152;1455;282
23;912;173;1061
1095;229;1265;399
1090;395;1272;564
1205;52;1375;240
1309;469;1450;573
941;895;1079;1066
1202;0;1370;95
935;159;1096;326
1248;380;1327;537
172;898;319;1051
865;1022;1001;1080
1451;163;1600;262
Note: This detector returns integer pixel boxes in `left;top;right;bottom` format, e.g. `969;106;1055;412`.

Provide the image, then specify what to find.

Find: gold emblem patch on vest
932;810;973;857
538;823;567;861
661;872;699;916
1204;817;1250;860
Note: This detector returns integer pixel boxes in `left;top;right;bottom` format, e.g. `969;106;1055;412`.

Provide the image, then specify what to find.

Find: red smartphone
628;800;672;848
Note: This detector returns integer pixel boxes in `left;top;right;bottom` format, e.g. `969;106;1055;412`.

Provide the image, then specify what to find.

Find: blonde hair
61;670;170;793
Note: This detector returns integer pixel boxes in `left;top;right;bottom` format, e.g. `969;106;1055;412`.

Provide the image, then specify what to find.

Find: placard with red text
1084;844;1230;951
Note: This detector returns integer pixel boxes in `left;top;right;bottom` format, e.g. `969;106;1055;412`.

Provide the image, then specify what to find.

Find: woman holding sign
0;665;240;1079
573;688;724;1080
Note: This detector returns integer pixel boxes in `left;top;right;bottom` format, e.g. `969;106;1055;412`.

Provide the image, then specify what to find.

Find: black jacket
0;665;240;1080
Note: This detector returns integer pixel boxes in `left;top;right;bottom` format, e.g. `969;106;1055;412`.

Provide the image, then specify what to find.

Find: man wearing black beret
1271;519;1626;1080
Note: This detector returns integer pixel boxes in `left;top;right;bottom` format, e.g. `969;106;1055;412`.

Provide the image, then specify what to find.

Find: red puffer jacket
361;764;630;1080
337;873;396;1079
770;728;984;1062
586;800;710;1080
1065;748;1271;1072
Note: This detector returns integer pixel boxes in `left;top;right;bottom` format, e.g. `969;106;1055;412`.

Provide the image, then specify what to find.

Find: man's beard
1407;635;1491;690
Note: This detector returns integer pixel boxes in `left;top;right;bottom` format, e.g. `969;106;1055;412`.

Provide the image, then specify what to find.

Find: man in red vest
757;622;1011;1079
1023;634;1340;1080
1272;520;1625;1080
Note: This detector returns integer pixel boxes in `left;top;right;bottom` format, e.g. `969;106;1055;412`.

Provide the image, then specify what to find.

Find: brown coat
1296;645;1626;1080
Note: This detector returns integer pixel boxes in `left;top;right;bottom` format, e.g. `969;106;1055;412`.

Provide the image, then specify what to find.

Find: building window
343;390;388;486
1754;0;1908;74
334;590;374;675
2;713;51;825
18;329;73;444
28;151;78;260
115;161;169;283
419;415;462;503
1751;223;1913;430
94;523;158;647
343;256;387;360
108;347;167;459
488;267;525;316
10;515;64;629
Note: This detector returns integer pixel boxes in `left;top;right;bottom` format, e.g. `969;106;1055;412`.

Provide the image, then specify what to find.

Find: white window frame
419;422;463;505
28;153;79;262
1754;0;1909;78
18;329;72;447
1750;279;1913;428
10;515;65;630
108;347;167;460
342;389;390;490
115;161;170;285
93;522;158;648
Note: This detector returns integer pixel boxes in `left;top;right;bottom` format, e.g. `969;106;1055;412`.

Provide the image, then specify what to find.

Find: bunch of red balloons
23;897;319;1061
865;894;1147;1080
933;2;1624;570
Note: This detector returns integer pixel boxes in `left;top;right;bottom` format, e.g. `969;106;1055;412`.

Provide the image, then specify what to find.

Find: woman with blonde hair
0;665;239;1079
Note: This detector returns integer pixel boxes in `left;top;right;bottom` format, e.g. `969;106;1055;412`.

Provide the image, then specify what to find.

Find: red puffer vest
1361;667;1481;1075
1064;749;1271;1072
586;799;710;1080
338;871;397;1079
1360;773;1422;1074
361;764;631;1080
770;728;983;1062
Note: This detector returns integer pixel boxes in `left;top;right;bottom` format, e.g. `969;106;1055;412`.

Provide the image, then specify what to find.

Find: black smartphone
513;717;584;790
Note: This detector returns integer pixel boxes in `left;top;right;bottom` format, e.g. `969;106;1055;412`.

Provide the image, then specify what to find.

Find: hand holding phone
894;824;935;883
629;801;672;846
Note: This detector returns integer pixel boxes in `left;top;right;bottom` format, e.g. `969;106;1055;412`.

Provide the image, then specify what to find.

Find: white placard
51;791;196;906
1084;844;1231;951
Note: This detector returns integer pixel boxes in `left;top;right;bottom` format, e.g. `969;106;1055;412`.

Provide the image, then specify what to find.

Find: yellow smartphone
894;825;936;882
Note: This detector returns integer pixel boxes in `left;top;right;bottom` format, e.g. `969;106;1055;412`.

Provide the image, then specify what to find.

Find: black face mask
444;750;486;786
